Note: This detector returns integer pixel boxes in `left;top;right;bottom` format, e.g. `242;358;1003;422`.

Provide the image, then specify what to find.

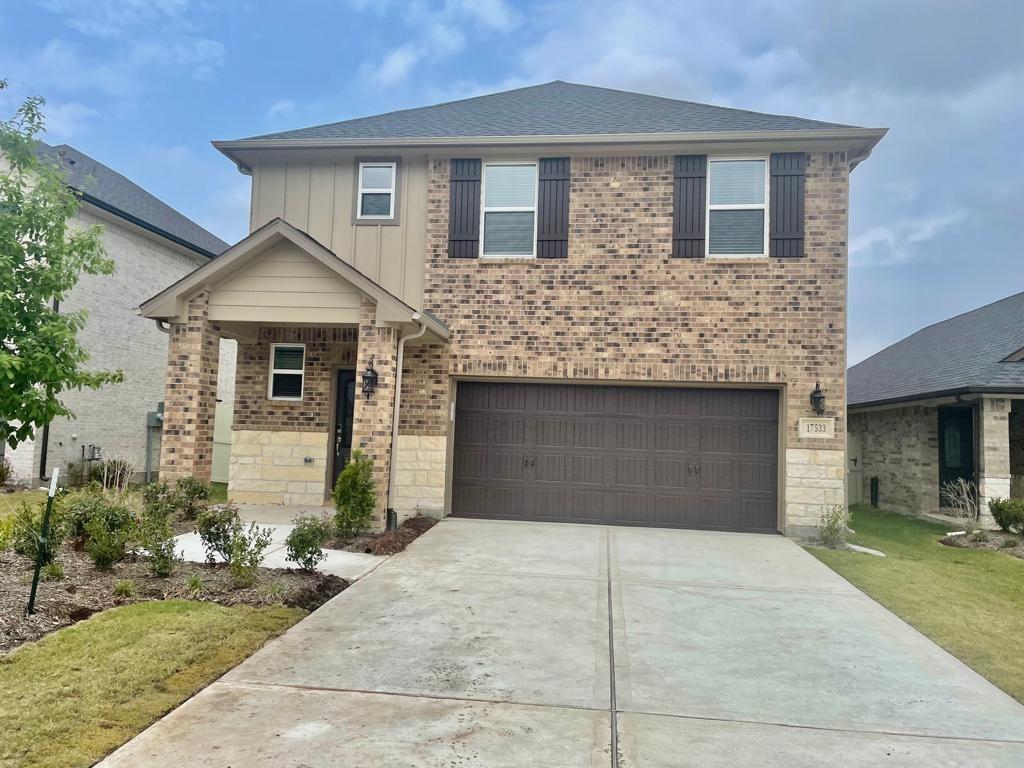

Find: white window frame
268;343;305;401
357;162;397;220
479;160;539;259
705;156;770;259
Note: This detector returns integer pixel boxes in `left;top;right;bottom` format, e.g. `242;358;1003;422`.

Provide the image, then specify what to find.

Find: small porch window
357;162;396;219
269;344;305;400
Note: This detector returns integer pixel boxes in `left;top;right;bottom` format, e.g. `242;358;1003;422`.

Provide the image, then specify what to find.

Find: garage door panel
452;382;778;532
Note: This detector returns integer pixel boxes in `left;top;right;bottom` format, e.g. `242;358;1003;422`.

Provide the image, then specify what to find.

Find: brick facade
159;292;221;483
848;406;939;515
421;152;850;531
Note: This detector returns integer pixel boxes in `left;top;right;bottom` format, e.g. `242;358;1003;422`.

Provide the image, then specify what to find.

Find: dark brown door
332;370;357;488
452;382;778;532
938;406;974;504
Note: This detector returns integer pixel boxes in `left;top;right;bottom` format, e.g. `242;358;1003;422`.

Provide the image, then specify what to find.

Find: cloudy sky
1;0;1021;364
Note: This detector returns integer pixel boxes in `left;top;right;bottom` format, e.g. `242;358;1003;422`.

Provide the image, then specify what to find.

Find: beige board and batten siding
249;155;427;309
207;241;363;324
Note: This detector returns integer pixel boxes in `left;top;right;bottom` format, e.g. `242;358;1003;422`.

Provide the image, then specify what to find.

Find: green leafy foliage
173;477;212;520
285;514;332;571
818;503;848;548
56;484;130;539
0;81;122;451
138;493;180;578
0;515;13;550
332;449;376;538
11;501;63;565
228;522;273;588
84;515;132;568
184;574;205;598
195;504;239;564
988;498;1024;535
112;579;135;598
0;456;12;486
41;561;64;581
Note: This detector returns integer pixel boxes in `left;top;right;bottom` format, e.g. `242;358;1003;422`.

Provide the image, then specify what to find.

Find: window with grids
481;162;537;257
707;158;768;256
268;344;305;400
357;162;396;219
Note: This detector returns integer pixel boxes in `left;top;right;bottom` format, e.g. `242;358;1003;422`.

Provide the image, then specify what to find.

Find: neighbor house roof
240;81;853;142
36;143;228;259
848;291;1024;408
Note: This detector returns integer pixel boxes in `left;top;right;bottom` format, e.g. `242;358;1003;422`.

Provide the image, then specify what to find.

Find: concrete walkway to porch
171;504;387;582
102;519;1024;767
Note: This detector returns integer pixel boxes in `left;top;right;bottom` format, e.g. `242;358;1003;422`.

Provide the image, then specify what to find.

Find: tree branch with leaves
0;80;122;450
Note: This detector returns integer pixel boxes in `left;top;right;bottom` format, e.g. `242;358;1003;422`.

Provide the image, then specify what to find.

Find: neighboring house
8;143;236;485
848;292;1024;521
141;81;885;536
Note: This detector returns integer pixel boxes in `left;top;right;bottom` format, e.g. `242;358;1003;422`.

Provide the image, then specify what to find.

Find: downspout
386;314;428;531
38;299;59;482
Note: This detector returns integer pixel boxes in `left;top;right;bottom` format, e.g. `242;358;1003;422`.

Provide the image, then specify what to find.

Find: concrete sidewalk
101;519;1024;767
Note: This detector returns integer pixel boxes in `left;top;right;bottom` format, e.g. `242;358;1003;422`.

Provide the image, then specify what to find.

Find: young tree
0;80;122;451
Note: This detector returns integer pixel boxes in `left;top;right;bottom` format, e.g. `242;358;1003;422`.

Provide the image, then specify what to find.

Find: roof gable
234;81;856;143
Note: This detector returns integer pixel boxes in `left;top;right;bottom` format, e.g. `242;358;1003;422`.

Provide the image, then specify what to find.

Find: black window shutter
536;157;570;259
448;159;481;258
769;153;806;258
672;155;706;258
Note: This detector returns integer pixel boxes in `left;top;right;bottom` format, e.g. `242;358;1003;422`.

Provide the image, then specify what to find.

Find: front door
938;406;974;504
332;370;357;489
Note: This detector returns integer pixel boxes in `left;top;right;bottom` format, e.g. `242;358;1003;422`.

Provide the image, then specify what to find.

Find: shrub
988;498;1024;535
41;561;64;581
58;485;113;539
11;502;64;565
969;529;989;543
941;478;979;530
333;449;376;538
818;503;848;548
138;497;180;577
113;579;135;598
0;456;12;486
285;514;332;571
173;477;212;520
0;515;14;551
195;504;240;563
1001;537;1020;548
84;515;133;568
227;522;273;588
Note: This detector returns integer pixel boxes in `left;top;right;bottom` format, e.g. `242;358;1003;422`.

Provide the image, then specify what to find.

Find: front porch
142;218;449;529
848;395;1024;524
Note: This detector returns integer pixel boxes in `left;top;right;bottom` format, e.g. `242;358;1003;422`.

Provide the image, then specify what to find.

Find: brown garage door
452;382;779;532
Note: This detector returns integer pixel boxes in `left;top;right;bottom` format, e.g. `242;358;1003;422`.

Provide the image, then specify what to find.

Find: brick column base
159;292;220;484
351;299;398;531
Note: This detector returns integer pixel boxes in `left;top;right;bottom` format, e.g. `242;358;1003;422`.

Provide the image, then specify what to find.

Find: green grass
0;600;303;768
810;505;1024;702
210;481;228;504
0;490;47;520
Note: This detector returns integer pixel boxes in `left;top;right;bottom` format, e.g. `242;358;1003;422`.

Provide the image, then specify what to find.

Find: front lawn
0;600;302;768
810;505;1024;702
0;490;46;519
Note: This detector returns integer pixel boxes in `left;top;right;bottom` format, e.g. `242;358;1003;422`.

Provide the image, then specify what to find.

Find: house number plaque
799;417;835;439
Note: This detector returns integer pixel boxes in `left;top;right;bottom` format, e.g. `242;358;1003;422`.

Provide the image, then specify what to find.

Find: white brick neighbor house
8;144;235;485
848;291;1024;524
141;82;886;537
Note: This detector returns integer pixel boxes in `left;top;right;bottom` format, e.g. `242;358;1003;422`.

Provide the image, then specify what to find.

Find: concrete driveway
102;519;1024;767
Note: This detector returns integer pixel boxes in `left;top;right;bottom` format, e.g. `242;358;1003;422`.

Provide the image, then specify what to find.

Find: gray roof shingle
848;291;1024;407
36;143;228;258
241;81;854;142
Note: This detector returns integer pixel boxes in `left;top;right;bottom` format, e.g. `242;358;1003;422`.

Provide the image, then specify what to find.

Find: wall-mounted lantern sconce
810;381;826;415
361;356;379;399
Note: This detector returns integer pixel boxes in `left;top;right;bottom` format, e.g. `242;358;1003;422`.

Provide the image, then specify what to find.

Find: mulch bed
940;529;1024;559
328;515;438;556
0;547;346;654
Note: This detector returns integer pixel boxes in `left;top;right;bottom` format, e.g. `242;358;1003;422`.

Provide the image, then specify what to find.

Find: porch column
159;292;220;484
352;298;399;531
977;396;1011;526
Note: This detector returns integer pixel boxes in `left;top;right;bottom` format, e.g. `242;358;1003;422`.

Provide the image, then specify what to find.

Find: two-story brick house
142;82;885;536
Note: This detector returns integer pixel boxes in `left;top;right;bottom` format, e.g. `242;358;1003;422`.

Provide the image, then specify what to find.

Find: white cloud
850;209;968;268
40;100;97;139
363;46;422;88
267;99;296;118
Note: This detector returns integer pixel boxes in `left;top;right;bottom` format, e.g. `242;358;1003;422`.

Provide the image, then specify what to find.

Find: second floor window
707;158;768;257
481;162;537;257
357;162;396;219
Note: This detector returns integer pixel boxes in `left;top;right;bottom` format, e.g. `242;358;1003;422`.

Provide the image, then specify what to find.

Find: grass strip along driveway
810;505;1024;703
1;600;302;768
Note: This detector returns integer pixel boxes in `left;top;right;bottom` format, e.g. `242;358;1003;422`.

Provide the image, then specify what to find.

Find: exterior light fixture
361;356;379;399
810;381;826;415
